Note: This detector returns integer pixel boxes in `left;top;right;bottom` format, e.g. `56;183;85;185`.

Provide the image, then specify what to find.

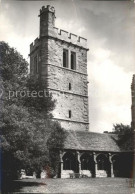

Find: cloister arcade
60;150;133;178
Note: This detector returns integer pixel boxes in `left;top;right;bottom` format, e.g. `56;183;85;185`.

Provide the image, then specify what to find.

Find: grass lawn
4;178;135;193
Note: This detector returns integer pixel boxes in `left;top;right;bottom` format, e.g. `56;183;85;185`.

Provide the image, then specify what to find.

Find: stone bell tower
29;5;89;131
131;74;135;129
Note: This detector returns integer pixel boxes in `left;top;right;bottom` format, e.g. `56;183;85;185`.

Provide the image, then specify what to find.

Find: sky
0;0;135;133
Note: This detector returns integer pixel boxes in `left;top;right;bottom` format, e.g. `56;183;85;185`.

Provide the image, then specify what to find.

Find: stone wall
52;119;89;131
48;65;88;95
50;90;89;131
61;170;74;178
48;39;88;74
47;37;89;131
96;170;107;177
80;170;92;177
30;39;40;75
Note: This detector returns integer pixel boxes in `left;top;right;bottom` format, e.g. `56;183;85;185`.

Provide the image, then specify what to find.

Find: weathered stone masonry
30;5;89;131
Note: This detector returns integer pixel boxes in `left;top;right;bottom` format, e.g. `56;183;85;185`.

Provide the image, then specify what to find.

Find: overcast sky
0;0;135;133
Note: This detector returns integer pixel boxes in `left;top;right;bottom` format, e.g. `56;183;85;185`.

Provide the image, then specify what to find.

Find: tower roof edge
39;5;55;15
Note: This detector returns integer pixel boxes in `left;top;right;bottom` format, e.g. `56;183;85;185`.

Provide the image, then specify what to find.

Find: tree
0;41;55;112
24;75;55;116
0;42;28;82
112;123;132;135
0;42;64;184
1;104;49;179
0;42;27;107
47;122;66;177
112;123;134;150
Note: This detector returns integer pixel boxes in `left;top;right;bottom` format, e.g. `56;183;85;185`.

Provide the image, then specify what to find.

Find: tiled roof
63;130;122;152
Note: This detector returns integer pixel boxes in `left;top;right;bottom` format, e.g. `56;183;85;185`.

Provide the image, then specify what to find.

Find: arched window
63;152;76;171
80;153;92;170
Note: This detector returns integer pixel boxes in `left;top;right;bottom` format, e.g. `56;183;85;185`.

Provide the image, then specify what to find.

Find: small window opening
69;83;71;90
71;51;76;70
69;110;71;118
63;49;68;68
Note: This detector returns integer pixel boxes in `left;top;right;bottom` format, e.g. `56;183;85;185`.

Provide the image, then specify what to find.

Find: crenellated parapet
30;38;40;54
30;5;88;52
39;5;55;15
53;27;87;48
30;26;88;53
131;74;135;89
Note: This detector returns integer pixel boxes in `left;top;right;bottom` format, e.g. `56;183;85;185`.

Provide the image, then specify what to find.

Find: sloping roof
63;130;121;152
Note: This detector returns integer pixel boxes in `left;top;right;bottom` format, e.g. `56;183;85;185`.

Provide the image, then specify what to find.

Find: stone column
61;162;63;171
93;152;97;177
60;151;64;178
95;163;98;174
109;153;114;178
110;163;114;177
77;151;81;175
79;163;81;174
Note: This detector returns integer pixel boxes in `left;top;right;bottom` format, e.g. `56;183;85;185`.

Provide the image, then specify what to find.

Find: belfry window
71;51;76;70
63;49;68;68
34;55;38;73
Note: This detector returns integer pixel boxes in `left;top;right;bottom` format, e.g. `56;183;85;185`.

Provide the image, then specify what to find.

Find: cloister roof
63;130;131;152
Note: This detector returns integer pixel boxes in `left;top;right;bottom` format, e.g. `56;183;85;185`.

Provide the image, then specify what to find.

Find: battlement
53;27;87;48
30;27;88;54
30;38;40;53
132;74;135;83
132;74;135;84
30;5;88;53
131;74;135;91
39;5;55;15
